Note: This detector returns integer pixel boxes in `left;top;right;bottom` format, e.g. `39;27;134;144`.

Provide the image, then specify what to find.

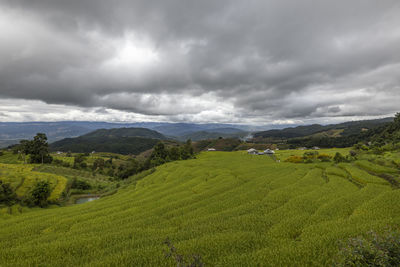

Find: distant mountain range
50;127;167;155
0;117;394;149
253;117;393;139
0;121;268;147
177;129;247;142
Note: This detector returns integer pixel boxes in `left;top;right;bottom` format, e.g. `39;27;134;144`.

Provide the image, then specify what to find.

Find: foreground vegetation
1;149;399;266
0;135;195;211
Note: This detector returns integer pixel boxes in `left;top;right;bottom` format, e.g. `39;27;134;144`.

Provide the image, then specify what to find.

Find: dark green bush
0;180;16;206
334;229;400;266
71;178;91;190
334;152;347;163
28;181;51;207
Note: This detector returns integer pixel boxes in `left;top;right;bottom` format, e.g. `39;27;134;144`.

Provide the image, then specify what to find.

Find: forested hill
254;117;393;139
82;127;166;139
49;128;167;154
370;114;400;147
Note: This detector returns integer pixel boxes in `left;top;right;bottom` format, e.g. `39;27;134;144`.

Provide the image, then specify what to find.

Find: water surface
75;196;100;204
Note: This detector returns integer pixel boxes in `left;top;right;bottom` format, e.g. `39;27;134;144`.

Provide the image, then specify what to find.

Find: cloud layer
0;0;399;124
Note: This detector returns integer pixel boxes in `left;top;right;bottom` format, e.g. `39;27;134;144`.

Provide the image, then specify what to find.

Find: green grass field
0;149;399;266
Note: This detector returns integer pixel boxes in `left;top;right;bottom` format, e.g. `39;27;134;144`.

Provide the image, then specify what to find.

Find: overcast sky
0;0;399;125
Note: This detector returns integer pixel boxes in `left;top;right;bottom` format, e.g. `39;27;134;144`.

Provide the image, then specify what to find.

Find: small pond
75;196;100;204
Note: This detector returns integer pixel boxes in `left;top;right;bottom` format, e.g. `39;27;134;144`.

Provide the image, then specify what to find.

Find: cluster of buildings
247;148;275;155
298;147;320;150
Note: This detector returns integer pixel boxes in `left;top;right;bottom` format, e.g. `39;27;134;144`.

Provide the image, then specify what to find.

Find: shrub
62;162;70;168
73;154;87;169
334;229;400;266
29;181;51;207
71;178;91;190
52;158;64;166
349;150;357;157
334;152;347;163
285;155;304;163
318;154;332;162
0;180;16;206
164;238;204;267
303;151;319;159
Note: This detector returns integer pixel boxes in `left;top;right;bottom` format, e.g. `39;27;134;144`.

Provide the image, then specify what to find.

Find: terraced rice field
0;163;68;202
0;151;399;266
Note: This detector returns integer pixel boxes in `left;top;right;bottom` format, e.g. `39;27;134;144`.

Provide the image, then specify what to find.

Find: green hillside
50;127;167;155
50;136;160;155
1;150;399;266
82;127;166;139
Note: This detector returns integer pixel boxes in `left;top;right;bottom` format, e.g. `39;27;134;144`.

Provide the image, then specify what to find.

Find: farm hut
207;148;216;151
247;148;258;155
263;149;275;155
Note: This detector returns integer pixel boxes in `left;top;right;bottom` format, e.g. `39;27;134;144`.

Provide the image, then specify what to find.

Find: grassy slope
0;163;68;202
0;151;400;266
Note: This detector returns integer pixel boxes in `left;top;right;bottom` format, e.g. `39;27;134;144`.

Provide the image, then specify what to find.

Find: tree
149;142;169;166
19;140;30;164
169;146;181;161
180;139;194;160
392;113;400;133
92;158;105;171
395;113;400;125
115;159;140;179
185;139;194;156
29;181;51;207
73;154;87;169
0;180;16;206
22;133;52;164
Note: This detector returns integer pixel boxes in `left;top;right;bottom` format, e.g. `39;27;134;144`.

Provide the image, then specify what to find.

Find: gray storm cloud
0;0;399;123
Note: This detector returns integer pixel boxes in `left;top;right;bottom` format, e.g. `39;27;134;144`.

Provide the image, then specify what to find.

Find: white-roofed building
247;148;258;154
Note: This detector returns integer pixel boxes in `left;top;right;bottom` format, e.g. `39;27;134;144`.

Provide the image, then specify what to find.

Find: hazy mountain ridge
0;121;265;147
254;117;393;139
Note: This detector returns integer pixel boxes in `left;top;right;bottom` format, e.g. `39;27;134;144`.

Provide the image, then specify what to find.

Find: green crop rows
0;163;67;203
0;150;400;266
